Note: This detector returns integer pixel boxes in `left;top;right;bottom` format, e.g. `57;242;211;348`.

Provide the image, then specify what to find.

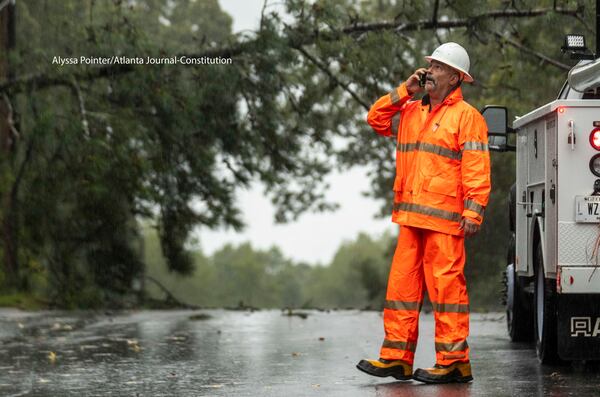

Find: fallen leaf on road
189;313;212;321
51;323;73;331
47;351;57;363
205;384;224;388
126;339;141;352
283;309;309;319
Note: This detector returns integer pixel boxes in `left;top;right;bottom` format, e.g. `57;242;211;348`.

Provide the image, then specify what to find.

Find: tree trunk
0;1;18;289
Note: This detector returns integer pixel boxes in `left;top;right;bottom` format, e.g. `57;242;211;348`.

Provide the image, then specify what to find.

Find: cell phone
419;72;427;87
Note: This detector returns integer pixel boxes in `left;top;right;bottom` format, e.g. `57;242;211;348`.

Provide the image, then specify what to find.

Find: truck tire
533;240;559;363
506;233;532;341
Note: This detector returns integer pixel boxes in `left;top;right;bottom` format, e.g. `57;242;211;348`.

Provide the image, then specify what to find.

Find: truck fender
528;213;546;277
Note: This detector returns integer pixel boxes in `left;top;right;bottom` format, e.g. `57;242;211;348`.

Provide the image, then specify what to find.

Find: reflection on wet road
1;309;599;396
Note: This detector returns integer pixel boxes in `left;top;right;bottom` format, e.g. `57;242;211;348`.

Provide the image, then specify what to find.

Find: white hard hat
424;42;473;83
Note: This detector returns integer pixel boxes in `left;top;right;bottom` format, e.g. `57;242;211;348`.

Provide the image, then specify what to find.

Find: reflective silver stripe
443;353;467;360
390;88;400;104
432;302;470;313
393;202;462;223
463;141;489;151
391;112;400;135
416;142;461;160
384;300;422;311
382;339;417;352
435;340;469;352
395;141;460;161
464;199;485;217
396;142;417;152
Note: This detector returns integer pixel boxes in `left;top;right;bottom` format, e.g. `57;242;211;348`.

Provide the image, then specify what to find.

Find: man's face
424;60;460;97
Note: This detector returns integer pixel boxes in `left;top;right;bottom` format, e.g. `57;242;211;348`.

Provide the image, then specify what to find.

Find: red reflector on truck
591;128;600;150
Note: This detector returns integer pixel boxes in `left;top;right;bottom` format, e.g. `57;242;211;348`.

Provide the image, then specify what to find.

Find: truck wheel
506;233;532;341
533;240;559;363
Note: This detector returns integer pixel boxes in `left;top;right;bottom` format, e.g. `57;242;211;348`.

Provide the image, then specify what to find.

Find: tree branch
0;6;580;94
571;13;596;36
431;0;439;27
12;137;34;198
1;92;20;149
0;63;135;93
260;0;269;30
493;31;571;71
145;275;201;309
339;7;579;35
68;78;91;138
295;45;370;111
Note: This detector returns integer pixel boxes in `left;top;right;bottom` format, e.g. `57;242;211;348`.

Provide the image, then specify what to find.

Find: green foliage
1;0;596;308
143;225;216;306
141;225;530;312
144;229;394;310
1;0;242;305
306;232;392;308
0;292;46;310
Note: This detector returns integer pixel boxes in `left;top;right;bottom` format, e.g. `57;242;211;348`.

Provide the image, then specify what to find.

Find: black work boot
412;361;473;383
356;358;412;380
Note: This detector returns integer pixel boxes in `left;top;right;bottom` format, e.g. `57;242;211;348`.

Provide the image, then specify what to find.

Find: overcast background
195;0;394;264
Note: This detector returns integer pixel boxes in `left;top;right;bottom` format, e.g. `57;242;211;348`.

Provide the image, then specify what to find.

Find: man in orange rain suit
356;42;490;384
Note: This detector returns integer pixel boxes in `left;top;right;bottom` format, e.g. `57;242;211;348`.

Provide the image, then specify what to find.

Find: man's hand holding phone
405;68;428;96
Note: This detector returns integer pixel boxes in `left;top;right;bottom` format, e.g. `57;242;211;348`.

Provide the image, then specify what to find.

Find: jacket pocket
423;176;457;198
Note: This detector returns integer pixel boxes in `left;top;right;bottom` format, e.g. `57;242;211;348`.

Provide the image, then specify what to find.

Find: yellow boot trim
368;359;412;370
426;362;472;376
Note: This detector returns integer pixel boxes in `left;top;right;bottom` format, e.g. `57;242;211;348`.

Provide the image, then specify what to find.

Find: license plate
575;196;600;222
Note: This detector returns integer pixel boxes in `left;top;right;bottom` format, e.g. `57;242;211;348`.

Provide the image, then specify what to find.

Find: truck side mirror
480;105;516;152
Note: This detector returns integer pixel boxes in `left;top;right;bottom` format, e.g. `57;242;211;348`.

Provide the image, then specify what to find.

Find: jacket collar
421;86;463;107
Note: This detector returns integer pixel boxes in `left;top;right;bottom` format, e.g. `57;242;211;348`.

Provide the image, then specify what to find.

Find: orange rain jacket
367;82;491;236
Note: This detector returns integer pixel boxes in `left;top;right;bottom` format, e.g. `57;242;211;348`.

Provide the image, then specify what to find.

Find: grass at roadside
0;293;48;310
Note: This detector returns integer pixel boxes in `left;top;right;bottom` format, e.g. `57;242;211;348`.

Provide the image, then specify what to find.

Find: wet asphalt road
1;309;599;396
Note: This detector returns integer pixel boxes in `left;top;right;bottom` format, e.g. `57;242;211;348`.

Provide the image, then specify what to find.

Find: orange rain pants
380;225;469;366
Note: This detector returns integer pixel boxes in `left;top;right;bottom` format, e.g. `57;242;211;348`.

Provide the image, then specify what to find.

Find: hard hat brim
425;55;474;83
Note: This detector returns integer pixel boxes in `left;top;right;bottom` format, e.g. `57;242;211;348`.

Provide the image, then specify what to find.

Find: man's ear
450;73;460;85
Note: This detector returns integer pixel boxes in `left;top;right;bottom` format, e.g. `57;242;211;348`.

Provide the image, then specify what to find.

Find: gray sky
197;0;394;264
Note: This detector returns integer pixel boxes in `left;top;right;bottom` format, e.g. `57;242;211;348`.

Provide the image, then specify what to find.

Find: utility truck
482;15;600;362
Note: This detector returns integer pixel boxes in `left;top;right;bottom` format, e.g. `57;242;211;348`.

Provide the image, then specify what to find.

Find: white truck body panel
513;100;600;292
560;267;600;293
